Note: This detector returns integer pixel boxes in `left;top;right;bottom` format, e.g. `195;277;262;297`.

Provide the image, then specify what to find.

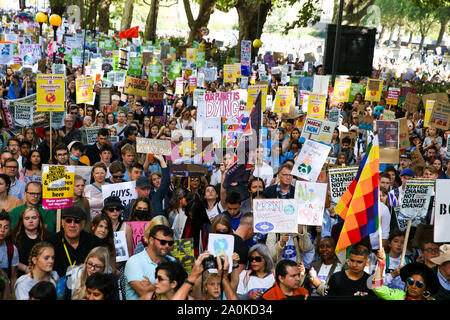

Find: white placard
207;233;234;274
295;180;327;226
114;231;130;262
102;181;138;208
434;180;450;242
291;139;331;182
253;199;298;233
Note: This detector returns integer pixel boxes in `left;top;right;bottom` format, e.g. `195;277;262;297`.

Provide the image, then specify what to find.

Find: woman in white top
14;242;59;300
231;244;275;300
84;162;110;220
203;185;224;222
176;107;196;130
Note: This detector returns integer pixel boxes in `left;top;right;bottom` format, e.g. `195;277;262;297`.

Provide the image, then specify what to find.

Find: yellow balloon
36;12;47;24
49;14;62;27
253;39;262;48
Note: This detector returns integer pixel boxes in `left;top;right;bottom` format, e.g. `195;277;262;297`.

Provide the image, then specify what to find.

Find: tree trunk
436;19;448;46
395;25;402;48
419;33;426;49
332;0;376;26
121;0;135;31
388;24;396;44
377;24;386;45
86;0;100;31
235;0;272;59
98;0;113;33
184;0;218;43
49;0;67;16
407;31;413;48
144;0;160;41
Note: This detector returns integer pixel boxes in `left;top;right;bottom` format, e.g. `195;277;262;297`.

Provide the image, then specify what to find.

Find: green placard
148;64;163;83
128;56;142;77
168;61;182;81
196;51;205;68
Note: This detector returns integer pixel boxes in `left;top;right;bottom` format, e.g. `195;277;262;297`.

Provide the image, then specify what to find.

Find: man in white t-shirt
112;110;128;138
252;147;274;186
369;201;391;251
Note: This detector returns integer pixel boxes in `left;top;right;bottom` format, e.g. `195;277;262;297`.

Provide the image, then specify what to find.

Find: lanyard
62;238;76;267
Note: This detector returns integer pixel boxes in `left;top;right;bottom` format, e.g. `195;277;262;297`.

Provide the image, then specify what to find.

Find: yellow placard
75;76;94;104
307;92;327;119
234;63;242;79
424;100;435;128
247;84;268;111
36;74;66;112
186;48;197;62
273;86;294;113
333;79;351;102
223;64;237;83
365;78;383;102
42;165;75;210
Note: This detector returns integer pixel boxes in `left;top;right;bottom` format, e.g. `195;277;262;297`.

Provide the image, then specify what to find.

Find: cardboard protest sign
399;179;435;231
102;181;138;208
382;110;396;120
386;88;400;106
328;166;359;204
365;78;383;102
136;137;172;155
126;221;150;253
291;139;331;182
124;76;149;97
398;118;410;151
114;231;129;262
247;84;268;111
205;91;240;118
377;120;399;163
273;86;294;113
207;233;234;273
434;180;450;242
429;100;450;130
358;115;374;131
75;76;94;104
36;74;65;112
99;88;111;110
170;238;195;274
332;78;351;102
300;116;335;145
402;92;421;113
253;199;299;234
307;92;327;119
42;165;75;210
340;131;357;148
295;181;327;226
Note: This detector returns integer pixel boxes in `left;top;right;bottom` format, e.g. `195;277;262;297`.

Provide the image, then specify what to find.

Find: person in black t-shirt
326;244;375;297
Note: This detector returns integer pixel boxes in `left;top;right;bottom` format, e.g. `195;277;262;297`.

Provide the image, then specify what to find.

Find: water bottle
309;266;317;278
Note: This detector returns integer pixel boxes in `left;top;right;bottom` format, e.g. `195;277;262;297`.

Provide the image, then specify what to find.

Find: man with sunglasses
106;161;126;184
124;225;176;300
46;206;105;278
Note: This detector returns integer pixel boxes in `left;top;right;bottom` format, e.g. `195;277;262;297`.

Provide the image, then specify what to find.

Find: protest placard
36;74;66;112
307;92;327;119
253;199;299;234
386;88;400;106
114;231;129;262
273;86;294;114
300;116;335;145
328;166;359;204
124;76;149;97
207;233;234;273
399;179;435;231
403;92;421;113
205;91;240;118
398;118;410;151
223;64;237;83
328;109;340;124
136;137;172;155
75;76;93;104
126;221;150;253
246;84;268;111
377;120;400;163
99;88;111;110
84;126;101;145
312;75;329;95
128;56;142;77
147;91;164;116
295;180;327;226
102;181;138;208
429;100;450;130
365;78;383;102
291;139;331;182
42;165;75;210
332;78;351;102
434;180;450;243
148;64;162;83
170;238;195;274
358;115;374;131
14;102;33;127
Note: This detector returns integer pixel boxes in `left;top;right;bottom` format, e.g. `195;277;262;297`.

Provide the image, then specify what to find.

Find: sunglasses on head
151;236;174;247
64;217;81;224
248;256;263;262
407;277;424;289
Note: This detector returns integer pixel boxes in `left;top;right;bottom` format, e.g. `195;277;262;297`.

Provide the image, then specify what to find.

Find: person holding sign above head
45;206;105;278
124;225;176;300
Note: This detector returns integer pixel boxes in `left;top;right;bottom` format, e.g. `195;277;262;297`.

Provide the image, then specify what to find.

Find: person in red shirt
262;259;309;300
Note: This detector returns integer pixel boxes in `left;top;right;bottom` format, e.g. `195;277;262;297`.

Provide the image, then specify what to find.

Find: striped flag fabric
335;135;380;253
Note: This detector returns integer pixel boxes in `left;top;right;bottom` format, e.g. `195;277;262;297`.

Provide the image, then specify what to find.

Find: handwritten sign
124;76;149;97
205;91;240;118
136;137;172;155
253;199;298;233
295;181;327;226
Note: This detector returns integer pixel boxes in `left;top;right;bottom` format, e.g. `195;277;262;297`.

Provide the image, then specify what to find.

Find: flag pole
377;134;383;251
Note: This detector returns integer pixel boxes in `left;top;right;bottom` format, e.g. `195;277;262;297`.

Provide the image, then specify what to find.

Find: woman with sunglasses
94;111;107;128
371;246;440;300
70;246;119;300
231;244;275;300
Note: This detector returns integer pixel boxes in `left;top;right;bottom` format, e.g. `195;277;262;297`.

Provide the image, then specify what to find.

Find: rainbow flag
335;135;380;253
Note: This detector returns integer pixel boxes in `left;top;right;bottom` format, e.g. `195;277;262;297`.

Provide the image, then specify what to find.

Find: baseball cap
136;176;152;189
111;94;120;101
400;169;415;177
400;153;411;160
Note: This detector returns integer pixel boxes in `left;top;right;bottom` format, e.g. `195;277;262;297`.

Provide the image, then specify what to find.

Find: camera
202;255;224;270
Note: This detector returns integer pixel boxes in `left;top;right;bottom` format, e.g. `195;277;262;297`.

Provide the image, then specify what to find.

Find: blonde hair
28;242;56;281
143;215;169;242
72;246;112;300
